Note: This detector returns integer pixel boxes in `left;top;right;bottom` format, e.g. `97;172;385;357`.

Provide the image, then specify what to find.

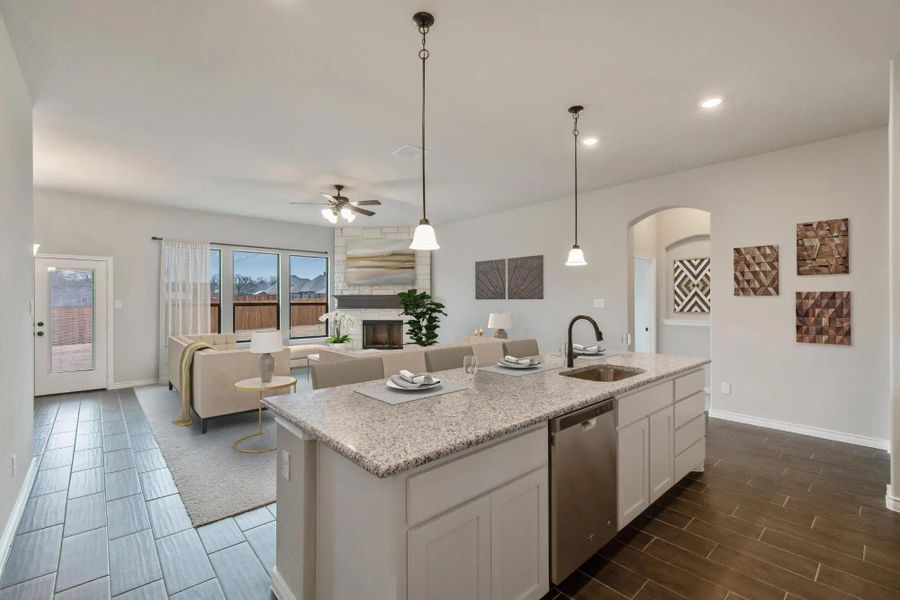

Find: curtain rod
150;236;328;255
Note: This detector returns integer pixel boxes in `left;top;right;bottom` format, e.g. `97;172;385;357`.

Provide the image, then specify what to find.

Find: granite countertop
264;352;710;478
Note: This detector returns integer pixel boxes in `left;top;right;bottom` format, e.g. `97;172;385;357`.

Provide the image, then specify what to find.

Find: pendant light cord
419;23;430;221
572;110;580;244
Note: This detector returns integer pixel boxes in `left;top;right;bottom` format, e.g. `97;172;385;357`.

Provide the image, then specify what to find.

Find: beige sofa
168;334;290;432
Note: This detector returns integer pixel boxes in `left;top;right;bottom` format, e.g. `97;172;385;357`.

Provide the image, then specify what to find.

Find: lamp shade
249;331;283;354
487;312;513;330
410;220;440;250
565;245;587;266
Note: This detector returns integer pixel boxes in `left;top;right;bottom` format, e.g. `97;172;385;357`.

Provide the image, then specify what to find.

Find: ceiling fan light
410;219;439;250
321;207;338;224
565;244;587;266
340;207;356;222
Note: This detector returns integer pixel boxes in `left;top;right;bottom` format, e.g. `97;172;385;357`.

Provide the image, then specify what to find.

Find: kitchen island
264;352;710;600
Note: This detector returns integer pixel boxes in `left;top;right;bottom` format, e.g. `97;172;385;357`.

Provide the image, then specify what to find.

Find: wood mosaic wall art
475;259;506;299
796;291;851;345
796;218;849;275
507;255;544;299
733;245;779;296
673;257;711;313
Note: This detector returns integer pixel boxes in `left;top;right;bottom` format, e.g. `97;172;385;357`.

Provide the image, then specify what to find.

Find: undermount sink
560;364;645;382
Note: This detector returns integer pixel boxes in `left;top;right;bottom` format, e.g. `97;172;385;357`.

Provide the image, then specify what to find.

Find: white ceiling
3;0;900;227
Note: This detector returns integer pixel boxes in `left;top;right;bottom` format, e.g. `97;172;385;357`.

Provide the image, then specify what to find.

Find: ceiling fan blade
320;193;337;201
353;200;382;206
348;205;376;216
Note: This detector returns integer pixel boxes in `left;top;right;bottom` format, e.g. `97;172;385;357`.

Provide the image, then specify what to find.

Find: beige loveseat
168;334;290;432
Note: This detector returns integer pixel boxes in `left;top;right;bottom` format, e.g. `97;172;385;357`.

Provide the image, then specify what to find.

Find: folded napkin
389;370;439;389
503;355;542;365
573;344;605;353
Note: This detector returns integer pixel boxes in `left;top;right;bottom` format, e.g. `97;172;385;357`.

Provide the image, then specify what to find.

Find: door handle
36;331;44;336
37;321;44;327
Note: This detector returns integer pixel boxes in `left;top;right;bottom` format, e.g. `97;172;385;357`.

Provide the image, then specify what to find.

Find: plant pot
328;342;350;351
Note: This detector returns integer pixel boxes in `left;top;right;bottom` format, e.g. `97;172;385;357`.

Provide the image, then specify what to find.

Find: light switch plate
281;450;290;480
721;382;731;395
593;298;606;309
114;300;123;309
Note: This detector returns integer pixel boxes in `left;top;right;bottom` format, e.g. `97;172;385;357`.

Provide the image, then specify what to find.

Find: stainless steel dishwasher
549;398;617;584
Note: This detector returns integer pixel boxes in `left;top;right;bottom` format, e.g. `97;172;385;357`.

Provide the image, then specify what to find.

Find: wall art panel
796;218;849;275
475;259;506;299
734;245;779;296
673;257;711;313
796;291;851;345
507;255;544;299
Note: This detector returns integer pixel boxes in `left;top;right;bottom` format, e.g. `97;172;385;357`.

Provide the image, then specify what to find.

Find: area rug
135;384;278;527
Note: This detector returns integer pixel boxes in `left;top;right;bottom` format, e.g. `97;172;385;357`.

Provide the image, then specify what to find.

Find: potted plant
318;310;358;350
398;289;447;347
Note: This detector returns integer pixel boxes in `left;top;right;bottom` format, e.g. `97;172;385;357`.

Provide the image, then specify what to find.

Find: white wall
0;12;33;545
435;128;889;444
33;189;334;386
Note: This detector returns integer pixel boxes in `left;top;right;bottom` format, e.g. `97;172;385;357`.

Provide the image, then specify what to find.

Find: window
290;255;328;339
209;249;221;333
233;251;279;341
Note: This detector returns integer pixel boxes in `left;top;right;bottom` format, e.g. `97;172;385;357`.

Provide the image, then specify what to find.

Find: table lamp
488;312;512;339
249;331;283;383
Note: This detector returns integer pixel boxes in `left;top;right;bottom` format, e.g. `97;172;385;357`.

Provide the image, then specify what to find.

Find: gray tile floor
1;389;277;600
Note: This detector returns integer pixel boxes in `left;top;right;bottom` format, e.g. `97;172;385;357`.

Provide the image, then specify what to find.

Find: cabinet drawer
674;415;705;455
674;437;705;482
675;369;705;401
407;425;547;527
617;381;673;428
674;392;706;428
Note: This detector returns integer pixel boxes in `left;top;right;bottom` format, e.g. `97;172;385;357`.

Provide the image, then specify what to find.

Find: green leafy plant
398;289;447;347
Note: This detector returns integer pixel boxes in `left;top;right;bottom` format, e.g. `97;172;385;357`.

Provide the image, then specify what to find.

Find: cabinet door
617;418;649;529
648;406;674;503
491;468;549;600
409;495;491;600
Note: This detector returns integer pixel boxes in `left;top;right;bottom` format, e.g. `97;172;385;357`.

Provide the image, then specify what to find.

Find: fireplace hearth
363;320;404;350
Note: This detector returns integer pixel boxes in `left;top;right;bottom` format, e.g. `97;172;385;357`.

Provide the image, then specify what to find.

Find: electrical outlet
593;298;606;309
721;382;731;395
11;454;16;478
281;450;291;480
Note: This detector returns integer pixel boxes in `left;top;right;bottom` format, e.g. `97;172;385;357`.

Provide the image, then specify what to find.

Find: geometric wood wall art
796;218;849;275
733;245;779;296
796;291;851;345
475;259;506;299
673;257;711;313
507;255;544;299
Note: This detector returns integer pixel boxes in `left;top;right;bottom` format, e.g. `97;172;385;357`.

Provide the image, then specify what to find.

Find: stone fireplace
362;320;404;350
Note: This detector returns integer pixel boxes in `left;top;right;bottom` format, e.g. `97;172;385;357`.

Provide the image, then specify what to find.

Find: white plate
497;360;540;370
386;379;442;391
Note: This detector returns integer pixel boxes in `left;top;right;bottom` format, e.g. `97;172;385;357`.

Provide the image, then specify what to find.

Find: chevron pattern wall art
734;245;779;296
797;218;849;275
673;257;711;313
796;291;851;345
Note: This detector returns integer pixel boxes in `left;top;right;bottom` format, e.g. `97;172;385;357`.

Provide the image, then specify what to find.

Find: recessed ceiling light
699;96;724;110
581;137;599;146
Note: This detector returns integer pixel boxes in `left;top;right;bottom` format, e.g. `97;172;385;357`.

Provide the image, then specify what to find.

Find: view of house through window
233;251;279;341
209;249;221;333
290;255;328;338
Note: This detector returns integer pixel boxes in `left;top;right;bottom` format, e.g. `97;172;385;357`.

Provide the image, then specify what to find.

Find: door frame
35;253;115;391
633;254;657;353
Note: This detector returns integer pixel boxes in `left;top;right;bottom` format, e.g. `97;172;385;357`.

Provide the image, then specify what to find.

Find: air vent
393;144;428;158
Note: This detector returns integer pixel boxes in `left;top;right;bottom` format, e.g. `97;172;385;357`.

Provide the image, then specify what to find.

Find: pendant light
409;12;440;251
565;105;587;266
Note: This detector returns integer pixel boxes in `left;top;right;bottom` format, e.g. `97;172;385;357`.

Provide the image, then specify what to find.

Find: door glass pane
49;268;95;373
290;255;328;338
210;249;221;333
233;251;279;341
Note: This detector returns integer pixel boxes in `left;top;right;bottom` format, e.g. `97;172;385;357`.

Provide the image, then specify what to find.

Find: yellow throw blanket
172;341;213;426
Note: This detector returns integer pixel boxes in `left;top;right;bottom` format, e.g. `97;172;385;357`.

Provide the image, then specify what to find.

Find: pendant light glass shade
321;208;338;224
410;218;440;250
565;244;586;266
340;207;356;222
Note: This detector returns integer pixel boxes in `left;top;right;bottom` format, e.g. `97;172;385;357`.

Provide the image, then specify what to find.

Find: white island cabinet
264;353;709;600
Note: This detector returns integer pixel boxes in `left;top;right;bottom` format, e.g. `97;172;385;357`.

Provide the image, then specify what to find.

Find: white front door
633;256;656;353
34;256;110;395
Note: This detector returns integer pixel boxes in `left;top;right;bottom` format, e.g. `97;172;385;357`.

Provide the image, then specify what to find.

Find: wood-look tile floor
545;416;899;600
0;389;277;600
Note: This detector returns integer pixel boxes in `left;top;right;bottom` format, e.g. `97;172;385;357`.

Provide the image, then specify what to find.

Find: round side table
233;375;297;454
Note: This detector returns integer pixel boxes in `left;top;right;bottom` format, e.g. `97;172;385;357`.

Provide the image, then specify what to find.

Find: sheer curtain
158;239;211;381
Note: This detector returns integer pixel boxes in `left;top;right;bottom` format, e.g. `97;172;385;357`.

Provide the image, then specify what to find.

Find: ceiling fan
290;184;382;224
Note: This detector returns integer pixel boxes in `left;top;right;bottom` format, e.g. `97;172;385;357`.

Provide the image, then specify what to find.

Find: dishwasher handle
550;398;615;433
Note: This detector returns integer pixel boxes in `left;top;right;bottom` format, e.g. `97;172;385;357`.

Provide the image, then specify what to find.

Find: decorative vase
258;352;275;383
328;342;350;351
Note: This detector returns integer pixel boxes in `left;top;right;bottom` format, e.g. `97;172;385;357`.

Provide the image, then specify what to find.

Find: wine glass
463;355;478;380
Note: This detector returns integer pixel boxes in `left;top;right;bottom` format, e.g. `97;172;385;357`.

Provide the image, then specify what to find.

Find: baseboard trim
109;378;159;390
887;485;900;513
0;457;38;577
271;567;298;600
708;409;890;452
